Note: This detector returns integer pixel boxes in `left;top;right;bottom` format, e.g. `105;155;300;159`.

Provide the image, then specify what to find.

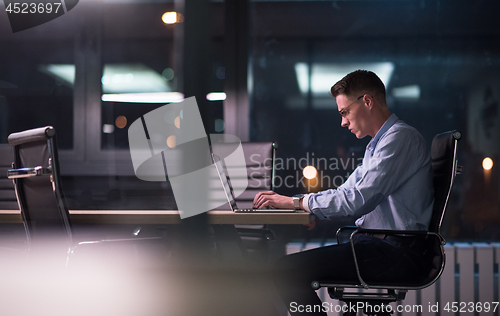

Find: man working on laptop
253;70;434;315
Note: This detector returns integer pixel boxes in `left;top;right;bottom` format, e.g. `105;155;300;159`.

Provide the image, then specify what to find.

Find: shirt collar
366;113;398;154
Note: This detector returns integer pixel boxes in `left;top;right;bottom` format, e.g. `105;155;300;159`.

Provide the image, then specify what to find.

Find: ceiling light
392;85;421;99
102;92;184;103
295;62;395;96
206;92;226;101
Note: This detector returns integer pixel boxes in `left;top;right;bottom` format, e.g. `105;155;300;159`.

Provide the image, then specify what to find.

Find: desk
0;210;313;225
0;209;313;263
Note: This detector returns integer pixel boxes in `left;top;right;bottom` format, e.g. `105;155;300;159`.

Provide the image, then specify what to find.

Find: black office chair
7;126;166;264
311;130;462;316
0;144;19;210
0;144;28;254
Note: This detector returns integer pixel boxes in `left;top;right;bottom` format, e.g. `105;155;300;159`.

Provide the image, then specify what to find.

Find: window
250;0;500;240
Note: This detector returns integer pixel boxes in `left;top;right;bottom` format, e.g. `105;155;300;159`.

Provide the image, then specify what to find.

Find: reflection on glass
0;40;74;149
38;64;75;86
250;0;500;240
294;62;394;96
101;63;172;94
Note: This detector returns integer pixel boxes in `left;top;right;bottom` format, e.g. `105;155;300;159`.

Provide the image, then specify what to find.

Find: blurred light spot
294;62;394;96
38;64;75;85
483;157;493;171
162;12;182;24
162;68;174;81
303;166;317;179
101;92;184;103
206;92;226;101
103;124;114;134
214;119;225;132
102;73;134;85
174;116;181;129
167;135;176;148
392;85;421;99
115;115;127;129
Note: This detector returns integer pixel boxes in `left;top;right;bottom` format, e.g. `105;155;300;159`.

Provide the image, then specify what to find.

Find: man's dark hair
330;70;386;98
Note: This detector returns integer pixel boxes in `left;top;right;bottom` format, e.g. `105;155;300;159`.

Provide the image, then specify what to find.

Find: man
253;70;434;315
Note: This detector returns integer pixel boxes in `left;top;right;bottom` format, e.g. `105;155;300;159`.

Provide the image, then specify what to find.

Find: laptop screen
212;154;239;211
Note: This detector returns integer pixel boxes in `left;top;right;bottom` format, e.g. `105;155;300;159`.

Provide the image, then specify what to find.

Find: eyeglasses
338;95;364;118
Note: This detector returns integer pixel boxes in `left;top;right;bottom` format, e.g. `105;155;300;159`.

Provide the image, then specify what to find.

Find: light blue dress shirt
305;114;434;231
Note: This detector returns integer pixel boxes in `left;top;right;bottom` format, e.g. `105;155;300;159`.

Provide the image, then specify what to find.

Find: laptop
212;154;296;213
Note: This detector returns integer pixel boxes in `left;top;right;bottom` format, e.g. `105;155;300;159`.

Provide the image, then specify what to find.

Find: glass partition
0;41;74;149
250;0;500;240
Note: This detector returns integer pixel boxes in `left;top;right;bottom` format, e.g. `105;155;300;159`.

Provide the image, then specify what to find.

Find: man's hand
254;191;317;230
253;191;294;209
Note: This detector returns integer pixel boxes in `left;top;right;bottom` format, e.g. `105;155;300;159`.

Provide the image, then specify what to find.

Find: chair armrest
7;166;52;179
76;236;164;246
351;227;445;245
336;226;358;244
337;226;445;245
71;236;166;255
68;236;167;267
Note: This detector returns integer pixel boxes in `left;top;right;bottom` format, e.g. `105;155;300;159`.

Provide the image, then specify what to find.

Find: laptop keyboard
234;208;296;213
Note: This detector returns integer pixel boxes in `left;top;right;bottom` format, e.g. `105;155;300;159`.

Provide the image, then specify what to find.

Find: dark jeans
272;234;429;316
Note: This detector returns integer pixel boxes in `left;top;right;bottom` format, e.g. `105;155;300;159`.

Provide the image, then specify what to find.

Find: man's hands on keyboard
253;191;294;209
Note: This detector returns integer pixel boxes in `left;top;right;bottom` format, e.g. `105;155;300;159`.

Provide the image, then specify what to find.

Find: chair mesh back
8;127;71;242
428;131;461;234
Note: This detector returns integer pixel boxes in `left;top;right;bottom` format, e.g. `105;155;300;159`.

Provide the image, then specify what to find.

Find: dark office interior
1;1;500;315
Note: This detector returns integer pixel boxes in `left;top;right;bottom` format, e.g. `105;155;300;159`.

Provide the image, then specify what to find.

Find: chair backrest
406;131;462;288
211;142;277;209
7;126;72;244
428;130;462;234
0;144;19;210
235;142;277;209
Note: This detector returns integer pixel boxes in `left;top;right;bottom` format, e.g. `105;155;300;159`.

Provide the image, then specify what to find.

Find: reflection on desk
0;210;313;225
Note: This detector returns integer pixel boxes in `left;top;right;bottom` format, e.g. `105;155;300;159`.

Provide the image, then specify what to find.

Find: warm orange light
174;116;181;129
483;157;493;171
303;166;317;180
162;12;182;24
115;115;127;129
166;135;176;148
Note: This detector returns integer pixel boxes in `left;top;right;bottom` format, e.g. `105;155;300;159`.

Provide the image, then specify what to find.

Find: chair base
328;287;407;316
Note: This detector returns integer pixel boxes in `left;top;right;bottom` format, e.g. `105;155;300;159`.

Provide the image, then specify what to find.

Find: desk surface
0;210;313;225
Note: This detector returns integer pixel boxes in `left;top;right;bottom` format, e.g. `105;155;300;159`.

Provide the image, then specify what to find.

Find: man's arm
309;129;430;220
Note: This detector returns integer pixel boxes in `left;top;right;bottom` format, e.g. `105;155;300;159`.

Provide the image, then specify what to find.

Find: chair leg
362;306;394;316
341;302;394;316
